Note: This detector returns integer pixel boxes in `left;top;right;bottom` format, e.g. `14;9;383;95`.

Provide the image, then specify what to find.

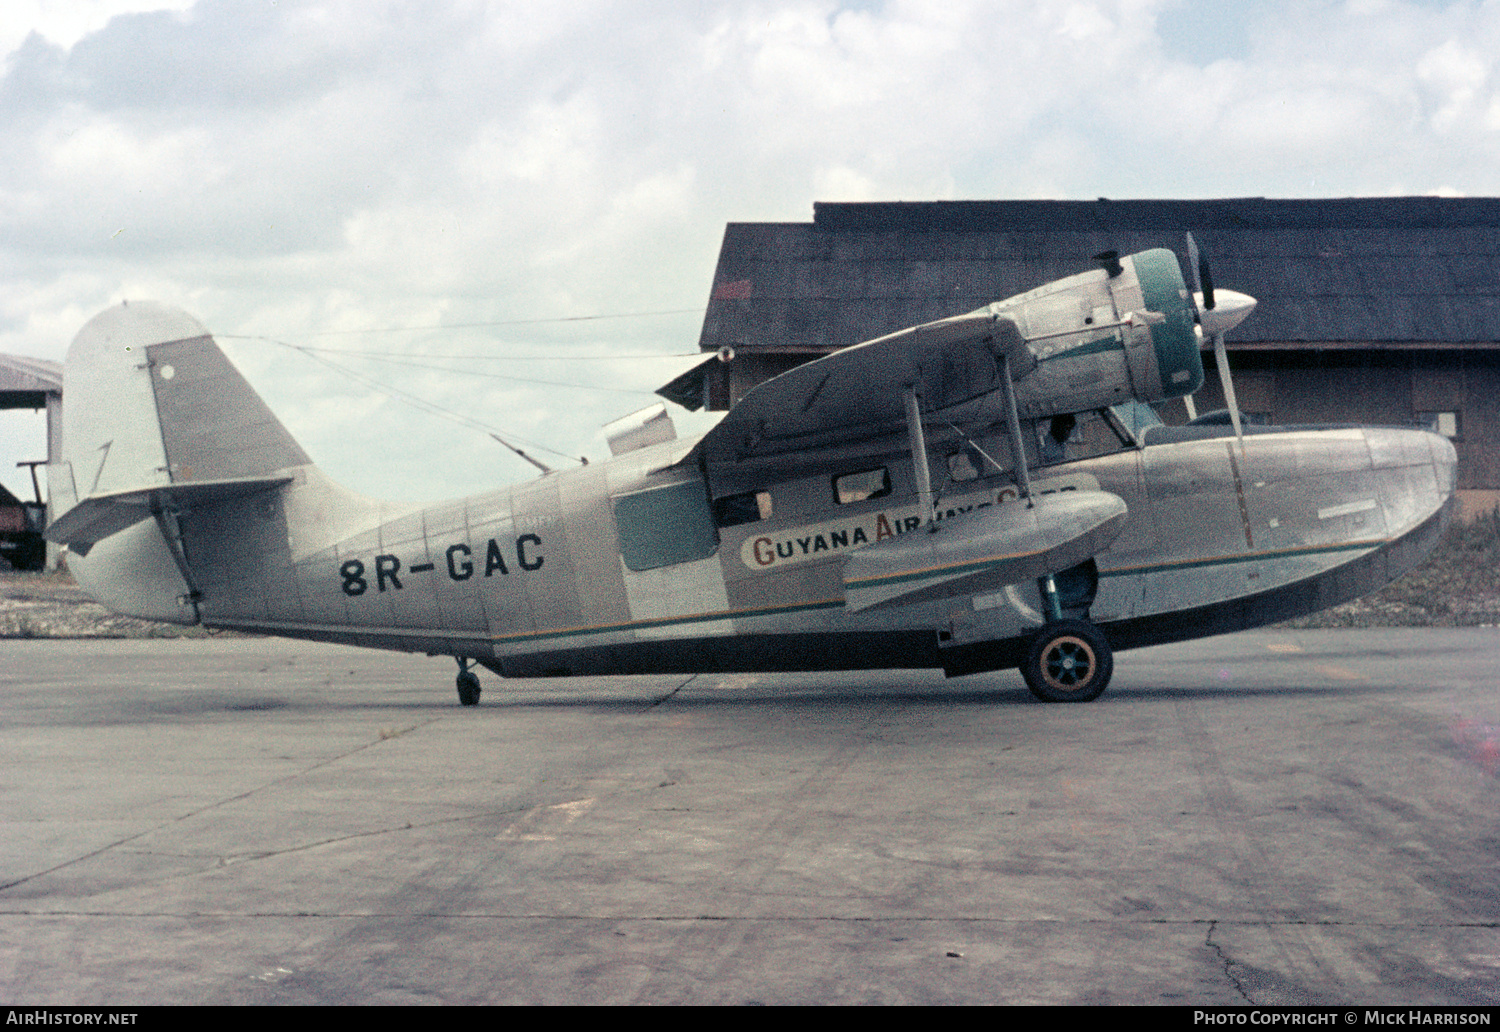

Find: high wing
690;310;1031;465
668;248;1211;625
683;248;1202;468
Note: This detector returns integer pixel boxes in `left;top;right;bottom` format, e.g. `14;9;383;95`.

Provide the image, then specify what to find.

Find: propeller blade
1212;333;1244;451
1183;231;1254;444
1186;232;1216;311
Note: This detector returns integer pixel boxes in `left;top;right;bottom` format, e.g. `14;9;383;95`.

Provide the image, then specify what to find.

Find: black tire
1022;619;1112;703
456;669;481;706
16;535;46;571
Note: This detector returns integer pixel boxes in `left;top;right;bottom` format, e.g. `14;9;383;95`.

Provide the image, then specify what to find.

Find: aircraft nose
1363;426;1457;531
1195;289;1256;337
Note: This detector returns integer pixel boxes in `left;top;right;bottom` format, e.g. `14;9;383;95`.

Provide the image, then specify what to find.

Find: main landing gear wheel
456;667;481;706
1022;619;1113;703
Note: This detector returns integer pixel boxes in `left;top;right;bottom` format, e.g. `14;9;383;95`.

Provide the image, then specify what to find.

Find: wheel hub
1043;636;1095;690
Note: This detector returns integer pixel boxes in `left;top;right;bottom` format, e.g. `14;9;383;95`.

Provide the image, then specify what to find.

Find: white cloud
0;0;194;56
1417;38;1493;132
4;0;1500;503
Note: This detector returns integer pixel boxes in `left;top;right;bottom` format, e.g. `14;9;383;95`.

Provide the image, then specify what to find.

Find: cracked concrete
4;631;1500;1004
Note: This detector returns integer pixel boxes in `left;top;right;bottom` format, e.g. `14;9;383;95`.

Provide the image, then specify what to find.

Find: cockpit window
1038;408;1137;464
1039;413;1078;464
945;435;1012;481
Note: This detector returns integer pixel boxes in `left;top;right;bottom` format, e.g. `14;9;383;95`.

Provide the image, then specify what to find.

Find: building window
1416;411;1461;439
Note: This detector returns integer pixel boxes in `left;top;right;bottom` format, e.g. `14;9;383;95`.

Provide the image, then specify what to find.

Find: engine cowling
995;247;1205;418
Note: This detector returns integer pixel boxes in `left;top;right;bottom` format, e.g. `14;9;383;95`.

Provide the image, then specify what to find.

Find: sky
3;0;1499;504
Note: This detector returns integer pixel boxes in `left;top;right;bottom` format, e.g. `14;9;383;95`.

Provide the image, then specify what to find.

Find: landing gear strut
1022;572;1112;702
455;658;481;706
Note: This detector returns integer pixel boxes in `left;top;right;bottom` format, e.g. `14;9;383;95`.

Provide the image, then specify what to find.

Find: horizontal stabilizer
46;475;292;553
842;491;1127;612
47;300;315;560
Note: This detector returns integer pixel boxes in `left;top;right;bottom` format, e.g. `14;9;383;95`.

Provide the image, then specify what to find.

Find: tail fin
48;301;314;622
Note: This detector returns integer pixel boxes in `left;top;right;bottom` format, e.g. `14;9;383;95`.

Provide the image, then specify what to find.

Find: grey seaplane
44;241;1456;703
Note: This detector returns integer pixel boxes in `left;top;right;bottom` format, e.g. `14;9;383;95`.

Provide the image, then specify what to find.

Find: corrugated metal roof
0;353;63;410
698;198;1500;352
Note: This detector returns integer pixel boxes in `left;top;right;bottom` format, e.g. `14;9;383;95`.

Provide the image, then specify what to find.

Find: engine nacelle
994;248;1204;418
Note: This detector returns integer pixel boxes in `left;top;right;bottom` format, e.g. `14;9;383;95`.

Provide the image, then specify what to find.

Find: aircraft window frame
1098;406;1137;448
1036;408;1138;466
613;480;720;572
712;489;773;527
833;467;892;505
947;451;981;482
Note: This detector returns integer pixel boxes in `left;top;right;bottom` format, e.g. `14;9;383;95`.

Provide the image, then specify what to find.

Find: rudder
48;301;314;622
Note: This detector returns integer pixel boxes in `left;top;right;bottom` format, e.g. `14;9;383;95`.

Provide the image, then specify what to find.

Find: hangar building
0;353;62;569
667;197;1500;517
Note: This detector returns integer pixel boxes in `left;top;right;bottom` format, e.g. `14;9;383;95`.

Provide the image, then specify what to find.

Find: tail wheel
456;669;481;706
1022;619;1113;703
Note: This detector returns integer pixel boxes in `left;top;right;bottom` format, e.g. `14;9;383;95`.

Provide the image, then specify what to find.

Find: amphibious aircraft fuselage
160;418;1445;680
46;245;1458;703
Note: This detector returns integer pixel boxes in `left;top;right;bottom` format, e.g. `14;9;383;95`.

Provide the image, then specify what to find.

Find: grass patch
1286;508;1500;628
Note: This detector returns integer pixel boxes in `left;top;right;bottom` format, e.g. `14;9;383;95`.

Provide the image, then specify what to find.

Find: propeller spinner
1195;288;1256;338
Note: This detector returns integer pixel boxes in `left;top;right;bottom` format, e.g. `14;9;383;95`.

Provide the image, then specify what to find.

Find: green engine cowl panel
1132;247;1204;400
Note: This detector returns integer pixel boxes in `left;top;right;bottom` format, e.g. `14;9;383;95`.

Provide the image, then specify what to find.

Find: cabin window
614;480;719;571
713;490;773;527
947;451;980;482
833;468;891;505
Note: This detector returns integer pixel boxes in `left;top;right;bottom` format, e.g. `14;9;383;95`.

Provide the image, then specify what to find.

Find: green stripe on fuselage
1100;539;1380;578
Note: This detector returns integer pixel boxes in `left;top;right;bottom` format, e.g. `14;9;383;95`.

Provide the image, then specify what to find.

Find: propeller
1184;232;1257;449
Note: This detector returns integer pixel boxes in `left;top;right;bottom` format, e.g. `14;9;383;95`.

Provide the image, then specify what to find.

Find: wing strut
903;389;937;531
998;353;1033;507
